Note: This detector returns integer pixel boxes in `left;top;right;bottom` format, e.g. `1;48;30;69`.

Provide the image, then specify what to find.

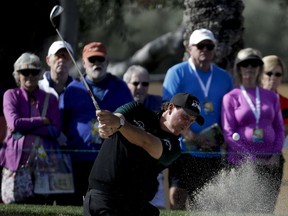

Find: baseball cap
189;28;217;46
48;41;74;56
82;42;107;58
14;52;42;71
170;93;204;126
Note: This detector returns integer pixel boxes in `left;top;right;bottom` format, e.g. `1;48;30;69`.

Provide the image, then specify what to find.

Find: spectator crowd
0;28;288;216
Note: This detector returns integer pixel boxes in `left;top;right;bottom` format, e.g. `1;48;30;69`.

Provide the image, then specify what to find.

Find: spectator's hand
57;132;67;146
42;117;50;125
183;132;213;152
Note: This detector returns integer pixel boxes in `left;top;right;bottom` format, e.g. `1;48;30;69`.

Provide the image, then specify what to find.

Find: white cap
189;28;217;46
48;41;74;56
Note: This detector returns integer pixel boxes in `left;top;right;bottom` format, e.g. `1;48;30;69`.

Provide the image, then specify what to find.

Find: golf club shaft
54;28;100;110
50;5;100;110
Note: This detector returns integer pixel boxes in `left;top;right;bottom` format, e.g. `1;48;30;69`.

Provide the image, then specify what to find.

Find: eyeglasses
265;71;282;77
88;56;105;64
194;43;215;51
19;70;41;77
130;82;149;87
238;60;261;68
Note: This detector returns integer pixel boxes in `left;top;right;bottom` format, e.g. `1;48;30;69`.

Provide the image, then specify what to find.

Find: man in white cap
39;40;74;103
38;41;75;205
163;28;234;210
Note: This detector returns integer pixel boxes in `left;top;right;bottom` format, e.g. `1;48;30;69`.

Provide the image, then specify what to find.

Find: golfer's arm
116;115;162;159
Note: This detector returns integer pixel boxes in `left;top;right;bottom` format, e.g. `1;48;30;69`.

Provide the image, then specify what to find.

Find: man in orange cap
61;41;133;206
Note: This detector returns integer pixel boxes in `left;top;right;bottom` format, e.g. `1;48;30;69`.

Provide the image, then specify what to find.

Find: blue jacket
61;73;133;161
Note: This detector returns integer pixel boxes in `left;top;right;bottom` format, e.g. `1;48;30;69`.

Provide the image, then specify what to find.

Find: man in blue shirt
61;41;133;205
163;29;234;210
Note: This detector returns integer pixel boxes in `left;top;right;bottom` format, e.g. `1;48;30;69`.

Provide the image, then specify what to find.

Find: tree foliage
76;0;184;41
75;0;246;75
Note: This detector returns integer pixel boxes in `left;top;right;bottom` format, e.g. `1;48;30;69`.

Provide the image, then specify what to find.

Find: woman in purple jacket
0;52;61;204
221;48;285;214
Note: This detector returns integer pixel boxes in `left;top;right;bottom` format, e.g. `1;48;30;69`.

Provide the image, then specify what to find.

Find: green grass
0;204;82;216
0;204;187;216
0;204;285;216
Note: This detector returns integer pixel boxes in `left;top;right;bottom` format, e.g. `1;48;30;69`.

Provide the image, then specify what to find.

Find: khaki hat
14;52;42;71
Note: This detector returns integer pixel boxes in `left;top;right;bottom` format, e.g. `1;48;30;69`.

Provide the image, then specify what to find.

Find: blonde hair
262;55;287;82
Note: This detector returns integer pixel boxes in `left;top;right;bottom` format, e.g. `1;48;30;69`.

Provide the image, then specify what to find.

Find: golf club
49;5;100;110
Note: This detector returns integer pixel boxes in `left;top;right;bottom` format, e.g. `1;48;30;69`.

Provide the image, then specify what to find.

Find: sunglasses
238;60;261;68
265;71;282;77
88;56;105;64
19;70;41;77
131;82;149;87
194;43;215;51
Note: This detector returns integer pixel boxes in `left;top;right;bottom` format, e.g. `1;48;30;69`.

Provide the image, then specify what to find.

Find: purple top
221;86;285;165
0;87;61;171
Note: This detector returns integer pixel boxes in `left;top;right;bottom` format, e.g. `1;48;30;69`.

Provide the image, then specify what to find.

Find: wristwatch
117;118;125;130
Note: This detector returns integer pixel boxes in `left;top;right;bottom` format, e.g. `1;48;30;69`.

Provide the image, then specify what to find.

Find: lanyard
240;85;261;127
189;58;213;99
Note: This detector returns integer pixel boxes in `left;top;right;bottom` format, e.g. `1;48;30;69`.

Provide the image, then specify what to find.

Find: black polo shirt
88;101;181;201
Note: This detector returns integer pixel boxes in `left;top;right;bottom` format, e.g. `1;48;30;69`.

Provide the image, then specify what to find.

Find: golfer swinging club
83;93;204;216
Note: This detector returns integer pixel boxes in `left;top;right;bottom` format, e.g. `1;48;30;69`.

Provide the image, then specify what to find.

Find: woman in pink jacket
0;52;61;204
221;48;285;214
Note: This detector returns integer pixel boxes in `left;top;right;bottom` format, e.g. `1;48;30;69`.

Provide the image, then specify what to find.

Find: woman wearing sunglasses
261;55;288;138
0;52;61;204
221;48;285;214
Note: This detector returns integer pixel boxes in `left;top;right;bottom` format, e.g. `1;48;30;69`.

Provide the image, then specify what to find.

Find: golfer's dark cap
170;93;204;126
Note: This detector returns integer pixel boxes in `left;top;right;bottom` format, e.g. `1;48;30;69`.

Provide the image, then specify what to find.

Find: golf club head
48;5;101;110
50;5;64;28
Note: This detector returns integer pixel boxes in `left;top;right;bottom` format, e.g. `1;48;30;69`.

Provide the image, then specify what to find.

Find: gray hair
12;52;42;86
123;65;149;83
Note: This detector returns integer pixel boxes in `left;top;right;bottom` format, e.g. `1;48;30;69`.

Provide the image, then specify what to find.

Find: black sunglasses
19;70;41;77
238;60;261;68
88;56;105;64
265;71;282;77
131;81;149;87
194;43;215;51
